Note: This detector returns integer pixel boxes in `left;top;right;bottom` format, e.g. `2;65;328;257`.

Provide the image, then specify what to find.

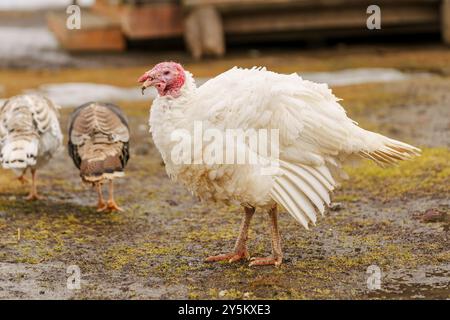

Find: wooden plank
184;5;225;59
222;5;438;34
182;0;439;58
47;12;126;52
93;0;184;39
442;0;450;44
184;11;203;59
120;3;183;39
92;0;123;21
122;0;179;3
183;0;440;12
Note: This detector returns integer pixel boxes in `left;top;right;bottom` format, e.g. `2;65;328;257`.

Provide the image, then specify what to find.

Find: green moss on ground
343;148;450;199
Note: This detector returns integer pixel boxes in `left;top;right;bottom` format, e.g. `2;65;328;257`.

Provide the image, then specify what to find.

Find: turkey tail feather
78;142;125;183
1;137;38;169
359;132;421;167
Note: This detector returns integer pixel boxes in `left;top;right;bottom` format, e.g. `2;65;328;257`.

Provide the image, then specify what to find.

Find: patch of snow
195;78;209;87
299;68;429;86
0;86;6;106
1;69;431;108
0;27;72;66
26;83;151;107
196;68;430;88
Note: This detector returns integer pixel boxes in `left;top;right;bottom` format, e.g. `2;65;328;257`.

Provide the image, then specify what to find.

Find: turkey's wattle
140;62;185;97
140;62;420;267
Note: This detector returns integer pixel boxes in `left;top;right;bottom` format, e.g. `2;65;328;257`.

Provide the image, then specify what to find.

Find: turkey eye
163;71;170;75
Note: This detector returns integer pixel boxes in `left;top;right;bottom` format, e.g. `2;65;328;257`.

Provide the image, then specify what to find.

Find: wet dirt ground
0;12;448;298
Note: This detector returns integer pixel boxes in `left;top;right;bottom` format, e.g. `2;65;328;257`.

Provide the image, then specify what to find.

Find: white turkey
68;102;130;212
139;62;420;267
0;94;63;200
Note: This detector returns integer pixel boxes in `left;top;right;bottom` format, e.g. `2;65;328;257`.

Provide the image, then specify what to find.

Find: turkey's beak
138;72;157;95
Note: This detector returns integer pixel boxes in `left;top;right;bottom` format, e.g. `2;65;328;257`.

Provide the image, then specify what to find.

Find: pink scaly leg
249;205;283;267
25;168;44;201
205;206;255;263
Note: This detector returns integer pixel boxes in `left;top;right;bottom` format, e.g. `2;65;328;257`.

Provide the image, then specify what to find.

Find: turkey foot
95;183;108;212
25;192;44;201
96;181;124;212
104;180;123;212
96;200;107;212
25;169;43;201
249;256;282;267
249;205;283;267
96;200;123;212
18;175;28;185
205;206;255;264
106;199;123;212
205;250;249;263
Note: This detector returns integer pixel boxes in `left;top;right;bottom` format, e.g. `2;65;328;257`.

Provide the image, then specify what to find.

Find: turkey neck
149;71;197;165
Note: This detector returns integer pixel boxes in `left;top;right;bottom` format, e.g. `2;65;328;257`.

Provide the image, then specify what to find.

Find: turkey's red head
139;62;186;98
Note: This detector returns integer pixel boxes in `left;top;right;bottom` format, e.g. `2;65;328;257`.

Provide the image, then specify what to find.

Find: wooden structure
47;0;450;57
183;0;442;58
48;0;183;52
47;10;125;51
93;0;183;40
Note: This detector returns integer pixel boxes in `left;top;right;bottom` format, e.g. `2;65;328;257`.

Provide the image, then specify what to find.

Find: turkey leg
105;179;123;212
18;168;28;184
205;206;255;263
95;183;107;211
25;168;43;200
249;205;283;267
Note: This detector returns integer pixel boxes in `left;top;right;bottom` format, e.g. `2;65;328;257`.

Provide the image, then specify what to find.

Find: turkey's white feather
149;67;420;228
0;94;62;172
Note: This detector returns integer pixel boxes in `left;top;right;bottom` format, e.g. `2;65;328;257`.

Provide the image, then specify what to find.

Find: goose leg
205;206;255;263
25;168;43;200
96;182;107;212
249;205;283;267
106;179;123;212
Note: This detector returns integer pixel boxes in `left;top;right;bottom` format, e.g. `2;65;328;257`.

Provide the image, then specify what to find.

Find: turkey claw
96;202;108;212
205;251;248;263
25;193;44;201
107;200;124;212
249;256;282;267
18;176;28;185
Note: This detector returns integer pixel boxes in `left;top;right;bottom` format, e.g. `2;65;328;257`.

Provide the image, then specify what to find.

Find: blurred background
0;0;447;66
0;0;449;300
2;0;449;105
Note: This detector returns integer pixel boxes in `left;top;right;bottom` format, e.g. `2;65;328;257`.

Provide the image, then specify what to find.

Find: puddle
368;264;450;299
0;261;75;299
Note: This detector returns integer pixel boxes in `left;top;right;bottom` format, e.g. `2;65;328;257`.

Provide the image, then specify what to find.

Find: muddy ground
0;32;449;299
